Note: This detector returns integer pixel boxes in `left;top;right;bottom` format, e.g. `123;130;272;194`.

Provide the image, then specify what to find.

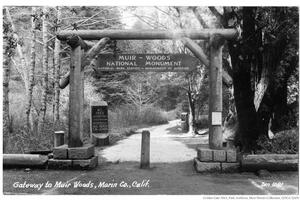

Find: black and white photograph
1;1;299;197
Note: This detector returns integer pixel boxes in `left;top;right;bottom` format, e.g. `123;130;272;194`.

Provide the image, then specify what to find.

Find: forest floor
3;120;299;195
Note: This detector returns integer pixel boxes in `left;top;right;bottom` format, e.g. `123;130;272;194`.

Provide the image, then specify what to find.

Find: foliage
156;84;183;111
194;115;209;129
219;7;299;151
3;116;66;153
256;129;299;154
3;6;298;154
109;104;168;129
93;71;130;107
125;73;161;111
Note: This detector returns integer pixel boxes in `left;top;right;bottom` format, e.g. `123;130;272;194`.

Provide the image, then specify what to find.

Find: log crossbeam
57;29;239;41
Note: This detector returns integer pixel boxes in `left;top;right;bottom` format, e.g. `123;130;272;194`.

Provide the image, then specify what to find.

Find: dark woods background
3;6;299;154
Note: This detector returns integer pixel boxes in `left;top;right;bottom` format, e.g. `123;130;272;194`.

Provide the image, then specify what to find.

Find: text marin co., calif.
12;180;150;190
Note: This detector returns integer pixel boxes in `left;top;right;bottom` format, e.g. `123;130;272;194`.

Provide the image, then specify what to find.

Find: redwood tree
214;7;299;152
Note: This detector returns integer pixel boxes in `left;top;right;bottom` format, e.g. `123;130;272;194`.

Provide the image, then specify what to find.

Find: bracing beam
182;37;232;86
59;37;110;89
57;29;239;41
182;37;209;66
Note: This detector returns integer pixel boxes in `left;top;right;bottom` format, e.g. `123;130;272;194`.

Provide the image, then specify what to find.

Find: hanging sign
96;54;199;72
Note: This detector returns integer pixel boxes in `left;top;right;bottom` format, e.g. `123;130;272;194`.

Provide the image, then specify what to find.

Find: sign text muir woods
96;54;199;72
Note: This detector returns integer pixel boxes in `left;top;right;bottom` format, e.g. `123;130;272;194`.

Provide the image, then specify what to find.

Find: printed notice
91;105;108;134
211;112;222;125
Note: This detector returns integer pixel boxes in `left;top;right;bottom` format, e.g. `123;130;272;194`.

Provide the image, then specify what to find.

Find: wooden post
54;131;65;147
209;34;225;149
68;39;84;147
140;130;150;169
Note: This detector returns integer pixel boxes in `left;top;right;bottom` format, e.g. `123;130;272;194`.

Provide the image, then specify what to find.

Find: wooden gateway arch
56;29;240;165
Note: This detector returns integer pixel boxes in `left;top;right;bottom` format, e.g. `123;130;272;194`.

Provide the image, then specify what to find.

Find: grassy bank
4;104;172;153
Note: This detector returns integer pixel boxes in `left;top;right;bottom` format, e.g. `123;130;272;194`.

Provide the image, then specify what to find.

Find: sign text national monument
96;54;199;72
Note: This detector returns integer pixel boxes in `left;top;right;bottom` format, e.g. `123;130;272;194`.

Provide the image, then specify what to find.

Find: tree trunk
3;33;12;140
3;154;48;168
39;7;49;134
25;7;37;129
54;6;61;126
226;7;260;152
187;81;195;133
271;74;289;132
241;154;298;172
5;8;29;91
219;7;295;151
254;66;269;111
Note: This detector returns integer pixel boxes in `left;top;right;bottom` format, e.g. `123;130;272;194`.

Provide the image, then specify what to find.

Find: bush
3;116;66;154
109;104;169;128
4;103;170;153
165;107;181;121
256;128;299;154
106;104;169;143
195;115;209;129
140;105;169;125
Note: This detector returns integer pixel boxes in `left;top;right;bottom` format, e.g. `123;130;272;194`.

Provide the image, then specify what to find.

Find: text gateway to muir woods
97;54;200;72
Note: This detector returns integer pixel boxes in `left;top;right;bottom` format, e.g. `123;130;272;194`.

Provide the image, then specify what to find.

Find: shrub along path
3;120;298;195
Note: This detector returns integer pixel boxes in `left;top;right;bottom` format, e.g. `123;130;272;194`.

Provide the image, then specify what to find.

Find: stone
48;153;54;159
226;150;237;162
257;169;272;178
68;144;94;160
194;158;221;172
48;159;72;169
213;150;226;162
54;131;65;147
221;162;240;173
72;156;98;170
92;134;109;146
197;148;213;162
53;144;68;159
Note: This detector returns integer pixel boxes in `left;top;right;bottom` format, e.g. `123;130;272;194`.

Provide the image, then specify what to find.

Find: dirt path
3;120;298;195
98;120;208;163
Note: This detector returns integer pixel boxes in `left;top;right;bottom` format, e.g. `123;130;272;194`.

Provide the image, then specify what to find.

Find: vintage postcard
2;1;299;198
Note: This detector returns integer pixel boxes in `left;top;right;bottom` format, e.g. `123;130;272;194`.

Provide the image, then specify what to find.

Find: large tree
214;7;299;152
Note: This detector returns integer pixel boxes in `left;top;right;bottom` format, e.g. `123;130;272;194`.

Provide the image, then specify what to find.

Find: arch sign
96;54;199;72
57;29;239;151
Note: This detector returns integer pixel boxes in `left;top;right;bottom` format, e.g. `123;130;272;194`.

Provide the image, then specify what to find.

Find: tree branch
190;7;209;28
208;7;225;27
